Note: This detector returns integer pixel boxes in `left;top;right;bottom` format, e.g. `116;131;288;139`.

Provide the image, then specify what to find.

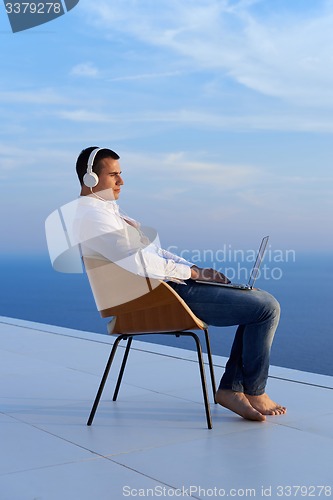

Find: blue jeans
169;281;280;396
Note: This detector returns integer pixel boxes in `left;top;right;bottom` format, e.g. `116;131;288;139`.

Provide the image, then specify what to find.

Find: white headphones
83;147;105;188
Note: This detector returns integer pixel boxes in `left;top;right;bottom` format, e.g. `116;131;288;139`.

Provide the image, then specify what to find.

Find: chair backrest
83;256;207;334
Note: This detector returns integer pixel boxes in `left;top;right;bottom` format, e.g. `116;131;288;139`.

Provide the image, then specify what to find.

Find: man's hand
190;266;231;284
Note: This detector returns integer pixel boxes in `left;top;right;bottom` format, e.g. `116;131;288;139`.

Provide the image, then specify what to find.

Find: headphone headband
83;147;106;188
87;148;104;174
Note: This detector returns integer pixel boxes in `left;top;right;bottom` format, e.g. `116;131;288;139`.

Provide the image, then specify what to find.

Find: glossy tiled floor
0;316;332;500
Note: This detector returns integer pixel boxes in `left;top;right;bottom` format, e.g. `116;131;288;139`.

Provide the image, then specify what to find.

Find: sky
1;0;332;259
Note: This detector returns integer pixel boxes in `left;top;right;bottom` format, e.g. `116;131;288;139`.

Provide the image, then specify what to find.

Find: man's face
94;157;124;200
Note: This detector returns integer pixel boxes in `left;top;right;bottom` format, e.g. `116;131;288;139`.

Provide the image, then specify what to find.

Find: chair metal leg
87;330;213;429
187;332;212;429
204;328;217;403
113;336;133;401
87;335;126;426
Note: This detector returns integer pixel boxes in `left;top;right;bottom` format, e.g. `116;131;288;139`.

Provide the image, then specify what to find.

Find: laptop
195;236;269;290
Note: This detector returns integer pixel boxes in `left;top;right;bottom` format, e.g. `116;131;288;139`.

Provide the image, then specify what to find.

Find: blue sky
1;0;332;257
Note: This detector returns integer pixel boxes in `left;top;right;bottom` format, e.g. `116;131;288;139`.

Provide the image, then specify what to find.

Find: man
75;146;286;422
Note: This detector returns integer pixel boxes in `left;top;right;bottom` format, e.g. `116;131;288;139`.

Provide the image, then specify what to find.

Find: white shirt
73;195;192;283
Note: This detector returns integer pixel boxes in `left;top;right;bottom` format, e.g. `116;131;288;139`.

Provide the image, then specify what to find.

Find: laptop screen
248;236;269;287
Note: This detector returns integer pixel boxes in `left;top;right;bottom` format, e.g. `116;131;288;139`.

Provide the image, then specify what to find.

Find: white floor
0;316;332;500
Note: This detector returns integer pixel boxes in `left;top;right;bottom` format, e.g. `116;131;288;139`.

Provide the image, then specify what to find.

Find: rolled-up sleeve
136;244;192;281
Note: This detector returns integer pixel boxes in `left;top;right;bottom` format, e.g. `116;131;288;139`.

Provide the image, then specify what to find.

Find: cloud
122;150;260;192
162;152;259;188
56;106;333;133
120;149;333;232
86;0;333;107
0;143;73;181
108;71;183;82
57;109;113;122
70;62;100;78
0;88;68;105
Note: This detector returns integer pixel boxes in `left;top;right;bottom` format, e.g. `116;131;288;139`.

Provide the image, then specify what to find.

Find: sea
0;253;332;377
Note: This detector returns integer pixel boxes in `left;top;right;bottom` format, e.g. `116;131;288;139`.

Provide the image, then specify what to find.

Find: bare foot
215;389;266;422
245;393;287;416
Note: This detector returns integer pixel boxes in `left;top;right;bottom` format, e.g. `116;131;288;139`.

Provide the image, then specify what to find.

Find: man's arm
190;265;231;284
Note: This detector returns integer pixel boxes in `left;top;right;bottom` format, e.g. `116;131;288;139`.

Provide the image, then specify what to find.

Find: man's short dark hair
76;146;120;186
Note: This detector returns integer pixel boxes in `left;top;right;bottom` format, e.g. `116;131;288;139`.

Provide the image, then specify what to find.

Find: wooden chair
84;256;217;429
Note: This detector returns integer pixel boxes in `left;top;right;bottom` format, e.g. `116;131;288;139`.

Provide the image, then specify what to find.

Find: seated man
75;146;286;422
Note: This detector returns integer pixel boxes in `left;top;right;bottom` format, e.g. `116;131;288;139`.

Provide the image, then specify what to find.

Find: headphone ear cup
83;172;99;188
